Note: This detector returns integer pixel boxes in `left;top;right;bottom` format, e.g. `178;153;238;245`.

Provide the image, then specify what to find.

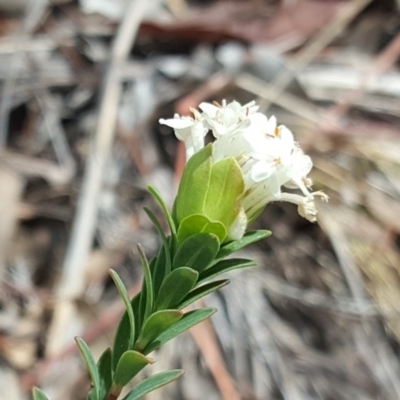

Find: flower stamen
213;100;222;108
303;177;313;188
190;107;201;121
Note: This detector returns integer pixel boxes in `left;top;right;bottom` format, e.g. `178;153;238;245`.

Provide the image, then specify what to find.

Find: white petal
199;102;219;117
190;122;207;151
159;117;193;129
250;160;275;182
265;115;277;135
278;125;294;143
248;113;269;130
228;207;247;240
227;101;242;114
287;155;313;196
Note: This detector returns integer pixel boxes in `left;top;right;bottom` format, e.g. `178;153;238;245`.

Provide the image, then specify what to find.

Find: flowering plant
33;100;326;400
161;100;327;238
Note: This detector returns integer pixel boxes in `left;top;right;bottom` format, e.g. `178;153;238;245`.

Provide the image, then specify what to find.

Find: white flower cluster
159;100;327;226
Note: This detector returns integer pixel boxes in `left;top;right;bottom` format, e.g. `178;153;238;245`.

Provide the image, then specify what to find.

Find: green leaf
135;310;183;352
97;348;113;400
216;230;271;260
199;258;257;284
109;270;135;348
143;207;172;276
138;283;147;335
174;144;212;223
173;233;220;272
112;310;131;371
114;350;153;387
177;214;226;244
168;233;178;260
131;293;142;342
75;337;101;400
137;244;154;323
204;157;245;228
147;185;176;236
156;267;198;310
32;387;49;400
143;308;216;354
112;293;141;370
87;389;97;400
178;279;229;309
122;370;184;400
151;244;167;297
148;256;157;275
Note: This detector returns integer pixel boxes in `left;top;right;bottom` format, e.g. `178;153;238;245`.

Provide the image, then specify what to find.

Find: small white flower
247;113;278;139
199;100;258;138
234;119;316;218
159;109;207;160
161;99;326;232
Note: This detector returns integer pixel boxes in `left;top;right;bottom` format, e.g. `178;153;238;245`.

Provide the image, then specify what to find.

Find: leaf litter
1;0;400;399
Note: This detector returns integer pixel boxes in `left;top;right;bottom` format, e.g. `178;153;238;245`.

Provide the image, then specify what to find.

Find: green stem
107;384;122;400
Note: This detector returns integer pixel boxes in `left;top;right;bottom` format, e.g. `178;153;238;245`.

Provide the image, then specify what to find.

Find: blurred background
1;0;400;399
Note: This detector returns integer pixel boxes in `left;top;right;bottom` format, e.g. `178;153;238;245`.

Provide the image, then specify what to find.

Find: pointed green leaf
151;244;167;297
148;254;164;307
135;310;183;352
204;157;245;228
110;270;135;348
113;310;131;371
87;389;97;400
143;207;171;276
122;370;184;400
199;258;256;284
216;230;271;260
137;244;154;323
97;348;113;399
173;233;220;272
156;267;198;310
138;283;147;335
177;214;226;244
168;233;178;260
143;308;216;354
147;185;176;236
131;293;141;342
113;293;141;370
32;388;49;400
148;255;157;275
75;337;100;400
178;279;229;309
174;144;212;224
114;350;153;387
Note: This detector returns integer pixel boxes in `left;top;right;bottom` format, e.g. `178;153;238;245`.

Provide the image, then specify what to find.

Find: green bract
173;144;245;243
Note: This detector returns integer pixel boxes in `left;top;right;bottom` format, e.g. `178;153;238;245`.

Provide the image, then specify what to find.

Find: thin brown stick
257;0;373;111
0;0;48;147
321;32;400;130
46;0;152;357
190;315;240;400
318;207;400;398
